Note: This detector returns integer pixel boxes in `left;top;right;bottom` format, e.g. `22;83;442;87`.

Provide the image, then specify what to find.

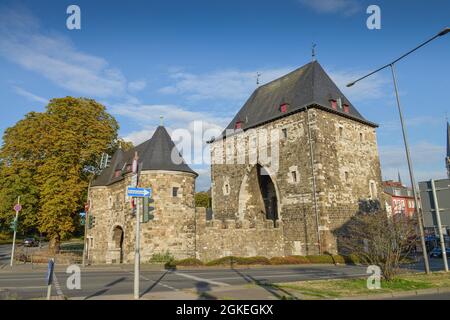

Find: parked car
429;247;450;258
23;238;38;247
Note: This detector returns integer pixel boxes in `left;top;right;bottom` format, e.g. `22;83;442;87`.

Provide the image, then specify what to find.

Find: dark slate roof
92;126;197;187
211;61;376;142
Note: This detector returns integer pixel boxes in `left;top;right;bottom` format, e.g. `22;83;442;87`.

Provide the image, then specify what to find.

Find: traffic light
143;197;155;223
88;215;96;229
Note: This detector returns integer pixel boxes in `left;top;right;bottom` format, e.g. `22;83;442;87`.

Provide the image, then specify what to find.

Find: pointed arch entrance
112;225;124;263
238;164;280;226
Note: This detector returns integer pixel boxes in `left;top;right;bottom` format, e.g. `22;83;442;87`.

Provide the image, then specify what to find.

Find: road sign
127;187;152;198
14;204;22;212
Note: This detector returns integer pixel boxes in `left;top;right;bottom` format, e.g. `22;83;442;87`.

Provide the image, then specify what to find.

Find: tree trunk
49;235;61;254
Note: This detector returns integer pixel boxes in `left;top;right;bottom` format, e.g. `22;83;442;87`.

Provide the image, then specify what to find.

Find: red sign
14;204;22;212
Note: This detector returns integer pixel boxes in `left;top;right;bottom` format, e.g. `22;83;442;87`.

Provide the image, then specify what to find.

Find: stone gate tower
208;61;383;255
87;126;197;263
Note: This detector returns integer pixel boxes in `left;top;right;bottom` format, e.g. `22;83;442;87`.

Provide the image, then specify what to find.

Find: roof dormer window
329;99;337;110
114;170;121;178
235;121;242;129
343;104;350;113
279;103;288;113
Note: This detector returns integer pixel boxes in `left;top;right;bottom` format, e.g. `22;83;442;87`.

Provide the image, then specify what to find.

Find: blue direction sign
127;187;152;198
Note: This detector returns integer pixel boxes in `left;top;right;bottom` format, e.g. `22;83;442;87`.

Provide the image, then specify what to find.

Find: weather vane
312;43;317;61
256;72;261;86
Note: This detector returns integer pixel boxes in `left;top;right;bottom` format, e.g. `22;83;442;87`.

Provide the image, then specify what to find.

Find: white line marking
53;273;64;297
173;271;230;287
126;271;178;291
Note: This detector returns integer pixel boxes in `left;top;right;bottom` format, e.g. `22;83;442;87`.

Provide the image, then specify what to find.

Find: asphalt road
0;263;368;300
1;244;449;300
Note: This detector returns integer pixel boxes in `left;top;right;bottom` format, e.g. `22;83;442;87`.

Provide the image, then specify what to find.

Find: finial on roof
256;72;261;87
397;170;402;186
312;43;317;62
160;115;164;126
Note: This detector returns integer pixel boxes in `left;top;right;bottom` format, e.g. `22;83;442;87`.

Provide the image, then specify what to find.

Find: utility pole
390;64;430;274
10;196;21;267
430;179;448;272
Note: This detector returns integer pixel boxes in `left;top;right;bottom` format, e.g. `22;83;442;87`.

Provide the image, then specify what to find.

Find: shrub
343;254;361;265
306;255;335;264
331;255;346;264
173;258;204;266
149;250;174;263
206;256;270;266
270;256;309;265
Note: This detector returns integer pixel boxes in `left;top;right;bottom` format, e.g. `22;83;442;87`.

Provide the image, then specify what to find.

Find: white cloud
381;116;444;132
159;67;293;101
128;80;147;93
329;69;390;102
12;85;48;104
0;7;127;98
298;0;361;15
194;167;212;192
379;141;447;184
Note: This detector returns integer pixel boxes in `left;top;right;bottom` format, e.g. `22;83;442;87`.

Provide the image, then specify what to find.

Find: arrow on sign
127;187;152;198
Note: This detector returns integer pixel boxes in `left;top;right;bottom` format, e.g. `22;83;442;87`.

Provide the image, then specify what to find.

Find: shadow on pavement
195;281;217;300
84;276;127;300
232;268;298;300
141;270;170;296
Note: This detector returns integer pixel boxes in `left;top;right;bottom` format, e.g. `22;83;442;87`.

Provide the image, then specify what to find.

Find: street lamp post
347;27;449;275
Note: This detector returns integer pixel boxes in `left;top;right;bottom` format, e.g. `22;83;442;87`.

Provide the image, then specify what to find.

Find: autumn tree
0;97;121;251
0;112;44;235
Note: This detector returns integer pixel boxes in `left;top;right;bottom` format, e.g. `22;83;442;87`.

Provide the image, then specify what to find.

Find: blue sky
0;0;449;191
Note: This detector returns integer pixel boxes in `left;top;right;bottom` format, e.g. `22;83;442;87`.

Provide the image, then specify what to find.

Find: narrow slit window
282;128;288;139
292;171;297;183
172;187;179;197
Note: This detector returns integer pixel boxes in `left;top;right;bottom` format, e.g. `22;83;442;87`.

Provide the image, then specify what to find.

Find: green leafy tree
0;112;44;235
0;97;121;251
195;192;211;208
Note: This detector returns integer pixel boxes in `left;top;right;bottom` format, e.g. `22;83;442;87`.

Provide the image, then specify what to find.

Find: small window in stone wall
360;132;363;143
369;181;378;199
223;182;230;196
108;196;113;208
345;171;349;182
172;187;179;197
292;171;297;183
339;126;343;139
282;128;288;139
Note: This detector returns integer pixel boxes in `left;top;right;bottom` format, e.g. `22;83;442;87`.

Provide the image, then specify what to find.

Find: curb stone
335;286;450;300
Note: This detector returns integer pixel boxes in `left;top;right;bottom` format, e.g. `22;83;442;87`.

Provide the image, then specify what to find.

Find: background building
382;179;415;217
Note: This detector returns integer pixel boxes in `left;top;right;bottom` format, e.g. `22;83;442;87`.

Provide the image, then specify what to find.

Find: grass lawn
273;272;450;299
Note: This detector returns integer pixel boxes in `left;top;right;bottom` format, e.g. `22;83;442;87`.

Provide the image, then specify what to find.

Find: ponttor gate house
86;61;383;263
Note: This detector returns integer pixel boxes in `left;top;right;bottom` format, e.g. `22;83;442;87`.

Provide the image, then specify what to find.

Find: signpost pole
10;196;21;268
431;179;449;272
133;154;140;300
46;258;55;300
134;198;140;299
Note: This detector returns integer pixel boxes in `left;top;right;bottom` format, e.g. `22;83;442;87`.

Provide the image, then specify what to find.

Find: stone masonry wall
209;107;382;256
87;170;197;263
